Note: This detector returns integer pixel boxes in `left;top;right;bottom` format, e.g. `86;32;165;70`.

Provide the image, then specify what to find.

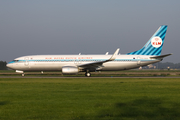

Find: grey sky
0;0;179;63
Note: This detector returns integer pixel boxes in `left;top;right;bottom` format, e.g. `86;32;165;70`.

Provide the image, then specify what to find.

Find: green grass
1;78;180;120
0;70;15;73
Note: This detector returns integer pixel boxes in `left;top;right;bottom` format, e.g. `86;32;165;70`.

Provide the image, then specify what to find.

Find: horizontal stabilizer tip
150;53;172;59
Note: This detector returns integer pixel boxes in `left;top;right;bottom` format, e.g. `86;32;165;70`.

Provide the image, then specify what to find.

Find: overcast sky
0;0;180;63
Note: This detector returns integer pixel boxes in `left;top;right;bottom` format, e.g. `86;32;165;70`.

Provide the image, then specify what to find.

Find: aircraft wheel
22;73;25;77
85;72;91;77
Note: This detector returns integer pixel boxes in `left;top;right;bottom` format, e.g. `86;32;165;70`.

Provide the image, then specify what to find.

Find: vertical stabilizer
127;25;168;56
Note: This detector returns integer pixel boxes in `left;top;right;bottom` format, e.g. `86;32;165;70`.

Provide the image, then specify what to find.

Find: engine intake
62;66;79;74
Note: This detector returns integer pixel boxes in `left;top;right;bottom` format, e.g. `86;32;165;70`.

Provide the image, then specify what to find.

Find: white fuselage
7;54;160;72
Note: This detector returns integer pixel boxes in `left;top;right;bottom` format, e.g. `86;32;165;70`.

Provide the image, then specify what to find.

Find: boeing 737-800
6;25;172;76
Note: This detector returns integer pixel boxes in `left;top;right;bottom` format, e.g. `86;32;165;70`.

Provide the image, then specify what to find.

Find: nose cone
6;63;12;69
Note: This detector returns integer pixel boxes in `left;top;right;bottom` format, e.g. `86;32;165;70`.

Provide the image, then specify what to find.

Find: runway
1;71;180;78
1;76;180;78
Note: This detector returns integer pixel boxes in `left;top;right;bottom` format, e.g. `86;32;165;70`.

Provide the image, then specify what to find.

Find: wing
78;48;120;70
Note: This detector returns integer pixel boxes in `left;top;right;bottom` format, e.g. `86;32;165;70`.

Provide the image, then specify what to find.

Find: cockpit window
13;60;19;62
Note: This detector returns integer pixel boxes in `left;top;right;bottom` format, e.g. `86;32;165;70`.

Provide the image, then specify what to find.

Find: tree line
154;62;180;69
0;61;7;70
141;62;180;69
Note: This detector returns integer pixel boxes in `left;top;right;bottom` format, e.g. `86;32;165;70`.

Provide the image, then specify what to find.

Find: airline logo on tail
151;36;162;48
126;25;168;56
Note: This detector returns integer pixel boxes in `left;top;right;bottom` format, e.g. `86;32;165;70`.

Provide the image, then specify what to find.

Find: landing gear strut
85;72;91;77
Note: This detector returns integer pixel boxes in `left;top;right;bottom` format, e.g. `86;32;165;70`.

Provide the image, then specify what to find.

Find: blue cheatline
126;25;168;56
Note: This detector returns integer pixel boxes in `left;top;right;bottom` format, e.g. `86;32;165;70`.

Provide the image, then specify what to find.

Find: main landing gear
85;72;91;77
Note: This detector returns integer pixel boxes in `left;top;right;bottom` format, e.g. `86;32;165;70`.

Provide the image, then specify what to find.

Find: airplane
6;25;172;77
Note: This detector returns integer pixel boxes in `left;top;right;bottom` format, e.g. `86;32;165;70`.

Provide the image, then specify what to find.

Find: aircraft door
24;57;29;66
74;59;81;65
74;59;78;65
137;56;141;65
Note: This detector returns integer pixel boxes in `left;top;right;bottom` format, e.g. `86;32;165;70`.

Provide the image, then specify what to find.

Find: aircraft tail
127;25;168;56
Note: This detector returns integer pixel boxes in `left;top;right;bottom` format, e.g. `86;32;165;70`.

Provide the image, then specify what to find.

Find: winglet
109;48;120;61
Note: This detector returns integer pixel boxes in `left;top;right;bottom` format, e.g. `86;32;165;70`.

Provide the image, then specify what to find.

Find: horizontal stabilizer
150;54;172;59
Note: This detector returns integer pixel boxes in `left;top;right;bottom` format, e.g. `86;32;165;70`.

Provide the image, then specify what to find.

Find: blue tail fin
127;25;168;56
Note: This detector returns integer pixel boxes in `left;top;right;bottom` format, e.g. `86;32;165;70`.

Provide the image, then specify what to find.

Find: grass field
1;78;180;120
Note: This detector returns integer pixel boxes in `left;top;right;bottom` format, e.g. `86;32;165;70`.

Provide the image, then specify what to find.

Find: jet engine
62;66;79;74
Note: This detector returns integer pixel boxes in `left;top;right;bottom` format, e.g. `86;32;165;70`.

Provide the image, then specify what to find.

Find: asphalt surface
0;76;180;78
